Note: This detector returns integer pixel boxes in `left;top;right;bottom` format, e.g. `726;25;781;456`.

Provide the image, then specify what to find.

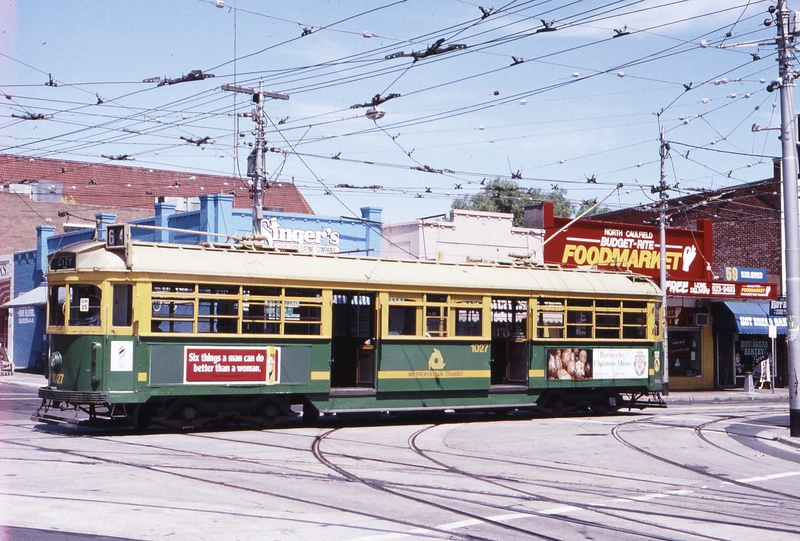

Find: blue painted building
5;193;382;370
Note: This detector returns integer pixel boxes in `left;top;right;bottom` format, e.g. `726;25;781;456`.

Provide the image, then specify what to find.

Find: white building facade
381;209;544;263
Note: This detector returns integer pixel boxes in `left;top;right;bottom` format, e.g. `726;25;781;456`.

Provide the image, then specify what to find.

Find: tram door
331;291;376;388
490;298;528;385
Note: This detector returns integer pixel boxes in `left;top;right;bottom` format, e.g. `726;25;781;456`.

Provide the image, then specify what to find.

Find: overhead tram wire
7;1;756;157
203;0;411;74
4;3;768;188
261;111;422;260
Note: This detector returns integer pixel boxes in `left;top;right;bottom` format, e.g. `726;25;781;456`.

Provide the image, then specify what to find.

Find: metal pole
222;83;289;236
777;0;800;436
659;126;670;395
253;82;266;236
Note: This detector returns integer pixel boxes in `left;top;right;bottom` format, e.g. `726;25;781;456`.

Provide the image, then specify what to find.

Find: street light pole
776;0;800;437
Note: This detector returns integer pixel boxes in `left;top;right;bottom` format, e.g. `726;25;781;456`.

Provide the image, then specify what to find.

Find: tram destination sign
49;252;76;271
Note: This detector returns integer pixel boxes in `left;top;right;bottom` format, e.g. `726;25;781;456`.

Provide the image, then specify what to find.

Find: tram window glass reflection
68;284;101;326
455;308;482;336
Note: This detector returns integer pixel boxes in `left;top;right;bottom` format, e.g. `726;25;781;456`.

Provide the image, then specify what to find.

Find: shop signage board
724;266;767;282
663;280;777;300
542;215;712;281
770;299;787;317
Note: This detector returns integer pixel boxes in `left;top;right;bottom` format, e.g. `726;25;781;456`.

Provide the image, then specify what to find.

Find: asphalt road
1;384;799;541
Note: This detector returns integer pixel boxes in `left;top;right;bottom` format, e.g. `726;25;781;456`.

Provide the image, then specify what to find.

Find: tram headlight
49;352;62;371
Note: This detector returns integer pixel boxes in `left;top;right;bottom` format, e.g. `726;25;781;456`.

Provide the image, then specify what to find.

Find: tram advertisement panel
184;345;280;384
546;348;649;380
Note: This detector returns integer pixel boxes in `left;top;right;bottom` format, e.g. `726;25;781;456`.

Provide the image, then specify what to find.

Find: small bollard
743;372;754;394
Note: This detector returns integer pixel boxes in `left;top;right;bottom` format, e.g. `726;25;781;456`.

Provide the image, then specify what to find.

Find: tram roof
54;240;662;298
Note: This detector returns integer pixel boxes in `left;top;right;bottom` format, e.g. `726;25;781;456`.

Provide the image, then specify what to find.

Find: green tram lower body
37;335;665;429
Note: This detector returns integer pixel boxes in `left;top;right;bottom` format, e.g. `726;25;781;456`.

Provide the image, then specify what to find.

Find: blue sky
0;0;787;223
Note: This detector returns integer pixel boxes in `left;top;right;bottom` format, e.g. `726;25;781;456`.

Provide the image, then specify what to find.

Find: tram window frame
384;293;485;339
537;298;565;339
68;284;102;327
535;297;649;341
240;287;323;336
48;285;67;327
151;282;196;334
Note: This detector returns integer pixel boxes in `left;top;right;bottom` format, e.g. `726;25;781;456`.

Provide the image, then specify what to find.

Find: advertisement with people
547;348;649;380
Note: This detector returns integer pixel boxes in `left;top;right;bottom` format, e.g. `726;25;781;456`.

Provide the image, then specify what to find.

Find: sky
0;0;790;224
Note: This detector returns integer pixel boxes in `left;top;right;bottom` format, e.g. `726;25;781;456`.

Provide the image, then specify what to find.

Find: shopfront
712;300;787;388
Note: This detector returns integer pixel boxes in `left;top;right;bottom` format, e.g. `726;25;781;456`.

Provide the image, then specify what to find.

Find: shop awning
1;286;47;308
722;301;787;335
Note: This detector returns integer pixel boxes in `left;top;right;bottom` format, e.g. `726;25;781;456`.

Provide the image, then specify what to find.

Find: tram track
609;413;800;535
611;414;800;503
7;400;800;540
312;423;740;541
1;420;500;541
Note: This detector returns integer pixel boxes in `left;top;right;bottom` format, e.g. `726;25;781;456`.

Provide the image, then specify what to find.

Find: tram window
455;308;482;336
623;312;646;325
491;298;528;339
286;288;322;298
595;314;620;327
68;285;101;326
152;300;194;319
244;286;281;297
426;293;447;304
388;306;417;335
596;299;621;308
284;303;322;335
622;311;647;339
567;310;591;324
199;284;238;295
198;299;238;315
153;283;194;294
567;298;592;307
112;284;133;327
48;285;66;326
198;298;239;334
152;320;193;333
623;300;647;309
595;313;620;339
426;306;448;336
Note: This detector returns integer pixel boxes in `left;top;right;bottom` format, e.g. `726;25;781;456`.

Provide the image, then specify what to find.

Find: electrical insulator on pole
222;82;289;236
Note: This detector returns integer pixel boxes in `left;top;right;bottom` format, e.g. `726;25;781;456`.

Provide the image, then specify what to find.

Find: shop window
669;330;701;377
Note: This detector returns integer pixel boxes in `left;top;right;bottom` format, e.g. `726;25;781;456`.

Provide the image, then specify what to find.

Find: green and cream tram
37;226;665;428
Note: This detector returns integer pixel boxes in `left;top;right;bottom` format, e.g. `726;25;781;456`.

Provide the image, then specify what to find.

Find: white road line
735;471;800;483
